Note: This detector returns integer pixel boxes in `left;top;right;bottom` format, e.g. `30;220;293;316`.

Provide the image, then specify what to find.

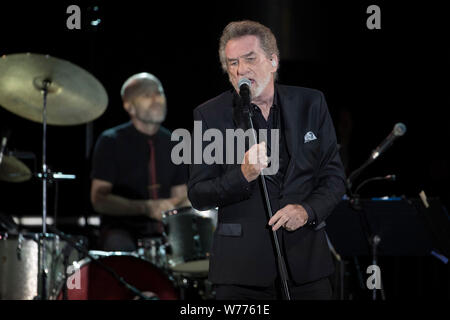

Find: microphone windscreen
393;123;407;136
238;78;251;89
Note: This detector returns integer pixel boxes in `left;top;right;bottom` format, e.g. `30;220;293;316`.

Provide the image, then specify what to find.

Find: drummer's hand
145;199;175;220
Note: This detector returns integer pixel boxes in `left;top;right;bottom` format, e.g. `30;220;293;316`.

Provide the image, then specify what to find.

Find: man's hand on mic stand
269;204;309;232
241;142;268;182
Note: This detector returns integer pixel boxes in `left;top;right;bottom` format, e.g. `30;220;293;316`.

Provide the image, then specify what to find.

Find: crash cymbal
0;53;108;125
0;155;32;183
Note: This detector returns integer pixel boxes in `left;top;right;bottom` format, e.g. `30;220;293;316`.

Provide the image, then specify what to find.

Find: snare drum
58;251;178;300
163;207;217;275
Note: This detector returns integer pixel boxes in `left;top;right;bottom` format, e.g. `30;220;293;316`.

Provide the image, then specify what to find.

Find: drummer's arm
170;184;191;207
90;178;174;220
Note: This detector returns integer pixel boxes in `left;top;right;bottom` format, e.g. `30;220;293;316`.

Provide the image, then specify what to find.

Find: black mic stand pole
243;105;292;301
346;165;386;300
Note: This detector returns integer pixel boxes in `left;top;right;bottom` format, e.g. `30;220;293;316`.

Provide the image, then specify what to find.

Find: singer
187;20;346;300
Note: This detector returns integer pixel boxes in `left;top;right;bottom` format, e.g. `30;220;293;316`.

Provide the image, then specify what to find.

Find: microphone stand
346;168;386;300
243;104;292;301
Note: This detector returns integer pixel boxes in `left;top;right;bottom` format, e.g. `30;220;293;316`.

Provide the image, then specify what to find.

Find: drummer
90;72;190;251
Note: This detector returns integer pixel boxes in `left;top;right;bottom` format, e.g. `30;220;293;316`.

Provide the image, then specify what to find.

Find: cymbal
0;155;32;183
0;53;108;125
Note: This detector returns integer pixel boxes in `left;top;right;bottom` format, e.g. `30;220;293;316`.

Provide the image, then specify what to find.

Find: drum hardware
37;165;76;299
136;236;169;270
60;240;77;300
36;171;76;180
48;226;158;300
0;149;37;183
162;206;217;275
0;211;18;234
0;154;32;183
172;273;215;300
58;251;178;300
0;53;108;126
129;206;219;300
16;233;25;260
38;169;77;230
0;53;108;299
0;131;9;167
0;231;81;300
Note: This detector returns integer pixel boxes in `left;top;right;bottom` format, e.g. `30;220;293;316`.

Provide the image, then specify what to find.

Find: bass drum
58;251;178;300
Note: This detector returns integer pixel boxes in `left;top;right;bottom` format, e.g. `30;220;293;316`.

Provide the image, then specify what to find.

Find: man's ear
270;54;278;71
123;101;135;116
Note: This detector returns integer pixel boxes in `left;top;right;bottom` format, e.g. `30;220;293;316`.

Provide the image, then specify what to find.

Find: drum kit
58;207;218;300
0;53;217;300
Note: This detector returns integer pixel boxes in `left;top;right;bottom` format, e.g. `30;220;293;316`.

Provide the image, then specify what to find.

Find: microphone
354;174;396;195
384;174;396;181
347;123;405;193
370;122;407;161
238;78;252;106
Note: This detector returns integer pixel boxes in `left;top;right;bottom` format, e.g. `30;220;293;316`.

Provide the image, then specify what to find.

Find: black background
0;0;449;300
1;0;448;217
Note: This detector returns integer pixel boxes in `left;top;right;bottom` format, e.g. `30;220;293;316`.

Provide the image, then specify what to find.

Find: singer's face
225;35;277;99
127;91;167;124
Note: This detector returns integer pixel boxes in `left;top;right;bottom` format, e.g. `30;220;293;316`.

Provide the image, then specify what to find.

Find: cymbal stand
36;79;51;300
35;79;78;299
34;79;79;300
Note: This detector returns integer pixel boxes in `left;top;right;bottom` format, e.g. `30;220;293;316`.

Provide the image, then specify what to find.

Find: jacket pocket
217;223;242;237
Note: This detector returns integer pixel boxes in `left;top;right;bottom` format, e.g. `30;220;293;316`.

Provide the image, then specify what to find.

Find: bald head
121;72;164;102
121;72;167;126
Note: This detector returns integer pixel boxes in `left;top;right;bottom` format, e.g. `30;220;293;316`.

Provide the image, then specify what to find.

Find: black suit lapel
278;85;300;180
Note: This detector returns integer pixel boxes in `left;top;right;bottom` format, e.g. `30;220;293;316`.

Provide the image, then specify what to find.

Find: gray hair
120;72;164;102
218;20;279;74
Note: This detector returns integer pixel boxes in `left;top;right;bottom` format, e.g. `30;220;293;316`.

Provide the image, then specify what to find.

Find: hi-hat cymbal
0;53;108;125
0;156;32;183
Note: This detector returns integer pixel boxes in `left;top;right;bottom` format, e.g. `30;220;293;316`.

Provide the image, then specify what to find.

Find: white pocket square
304;131;317;143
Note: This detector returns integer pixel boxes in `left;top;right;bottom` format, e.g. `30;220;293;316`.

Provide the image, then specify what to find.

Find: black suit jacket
188;84;346;286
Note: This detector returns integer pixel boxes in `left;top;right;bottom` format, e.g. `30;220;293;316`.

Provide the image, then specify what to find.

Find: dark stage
0;1;449;303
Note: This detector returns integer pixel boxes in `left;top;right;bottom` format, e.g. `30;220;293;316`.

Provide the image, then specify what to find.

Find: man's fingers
268;208;286;226
258;154;268;163
159;200;175;212
165;201;175;210
248;151;268;166
272;214;289;231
